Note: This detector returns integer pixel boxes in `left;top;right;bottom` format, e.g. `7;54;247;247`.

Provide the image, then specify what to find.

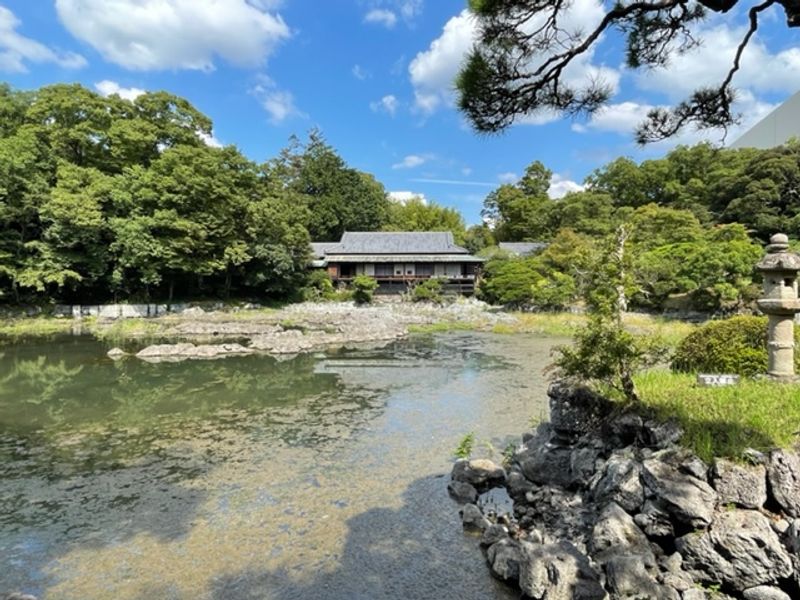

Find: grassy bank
0;316;85;338
633;370;800;461
411;311;697;347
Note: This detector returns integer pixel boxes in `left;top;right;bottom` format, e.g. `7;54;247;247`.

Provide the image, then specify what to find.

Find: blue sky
1;0;799;224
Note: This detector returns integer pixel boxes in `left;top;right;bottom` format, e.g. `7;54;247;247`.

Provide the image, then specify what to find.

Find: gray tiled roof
314;232;472;255
498;242;548;256
324;254;483;263
310;242;341;259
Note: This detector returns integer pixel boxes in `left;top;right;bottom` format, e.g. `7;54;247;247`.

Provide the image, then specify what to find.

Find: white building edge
731;91;800;150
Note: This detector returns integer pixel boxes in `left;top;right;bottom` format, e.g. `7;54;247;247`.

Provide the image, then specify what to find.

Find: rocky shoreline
103;300;516;361
450;383;800;600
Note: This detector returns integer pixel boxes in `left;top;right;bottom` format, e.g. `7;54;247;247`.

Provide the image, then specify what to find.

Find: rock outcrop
452;383;800;600
135;342;253;362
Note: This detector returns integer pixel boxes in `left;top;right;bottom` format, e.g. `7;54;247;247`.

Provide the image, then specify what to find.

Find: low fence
53;303;190;319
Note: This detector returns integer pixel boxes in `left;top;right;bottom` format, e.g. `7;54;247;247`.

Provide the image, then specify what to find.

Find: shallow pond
0;332;559;599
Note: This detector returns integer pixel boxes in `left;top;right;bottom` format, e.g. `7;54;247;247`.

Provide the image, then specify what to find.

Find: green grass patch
90;318;165;342
0;316;82;338
492;312;696;345
408;320;487;334
633;370;800;461
408;311;696;344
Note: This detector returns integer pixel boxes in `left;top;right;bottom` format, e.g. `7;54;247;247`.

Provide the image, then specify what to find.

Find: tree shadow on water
209;474;518;600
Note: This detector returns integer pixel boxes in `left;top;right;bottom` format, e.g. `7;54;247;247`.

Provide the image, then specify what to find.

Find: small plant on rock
351;275;378;305
454;432;476;459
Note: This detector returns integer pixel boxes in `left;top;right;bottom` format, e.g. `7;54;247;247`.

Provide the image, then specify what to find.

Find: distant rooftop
314;231;472;255
498;242;548;256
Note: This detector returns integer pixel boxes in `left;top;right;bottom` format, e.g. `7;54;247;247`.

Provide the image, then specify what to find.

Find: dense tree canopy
457;0;799;142
0;84;386;303
2;82;798;314
476;146;788;312
382;196;467;244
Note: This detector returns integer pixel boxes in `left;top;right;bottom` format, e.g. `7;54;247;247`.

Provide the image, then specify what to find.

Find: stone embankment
450;383;800;600
106;300;514;361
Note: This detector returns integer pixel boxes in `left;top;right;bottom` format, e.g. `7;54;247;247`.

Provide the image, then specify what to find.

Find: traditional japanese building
310;231;484;294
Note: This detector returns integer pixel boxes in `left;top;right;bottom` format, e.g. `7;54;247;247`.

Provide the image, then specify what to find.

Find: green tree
482;161;555;241
552;227;666;403
383;197;467;244
463;224;495;254
273;131;390;241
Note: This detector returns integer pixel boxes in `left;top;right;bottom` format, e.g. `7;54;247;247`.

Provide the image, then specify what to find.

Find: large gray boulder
634;499;674;538
711;459;768;509
590;502;655;568
642;456;717;527
486;538;523;583
742;586;792;600
451;458;506;490
460;503;490;531
767;449;800;517
677;510;793;591
604;555;677;599
447;480;478;504
548;382;612;438
590;451;644;513
506;467;536;501
517;442;575;490
518;540;606;600
481;523;510;547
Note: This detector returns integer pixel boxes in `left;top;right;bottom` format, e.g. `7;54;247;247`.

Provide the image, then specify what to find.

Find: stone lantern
756;233;800;380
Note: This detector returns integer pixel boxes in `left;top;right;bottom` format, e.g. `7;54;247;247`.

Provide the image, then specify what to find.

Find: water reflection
0;333;556;599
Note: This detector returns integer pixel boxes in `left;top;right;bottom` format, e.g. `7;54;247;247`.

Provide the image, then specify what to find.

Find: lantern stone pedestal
756;233;800;382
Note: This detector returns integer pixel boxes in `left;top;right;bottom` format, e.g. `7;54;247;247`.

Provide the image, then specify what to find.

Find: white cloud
575;101;658;135
364;9;397;28
498;172;518;184
0;6;86;73
352;64;369;80
392;154;429;169
409;1;619;118
197;130;223;148
575;91;777;149
251;77;304;124
388;191;428;204
549;174;585;199
370;94;399;116
461;167;472;176
94;80;145;101
54;0;290;71
637;24;800;100
409;10;475;114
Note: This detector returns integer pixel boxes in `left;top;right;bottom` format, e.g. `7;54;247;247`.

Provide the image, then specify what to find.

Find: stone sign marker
697;374;740;387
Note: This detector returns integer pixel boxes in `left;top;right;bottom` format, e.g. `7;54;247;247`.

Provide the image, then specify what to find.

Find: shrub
529;270;576;310
302;270;335;301
351;275;378;305
412;277;444;303
671;315;800;376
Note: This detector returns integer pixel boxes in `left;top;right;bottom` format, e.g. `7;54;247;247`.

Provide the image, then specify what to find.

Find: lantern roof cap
757;233;800;272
